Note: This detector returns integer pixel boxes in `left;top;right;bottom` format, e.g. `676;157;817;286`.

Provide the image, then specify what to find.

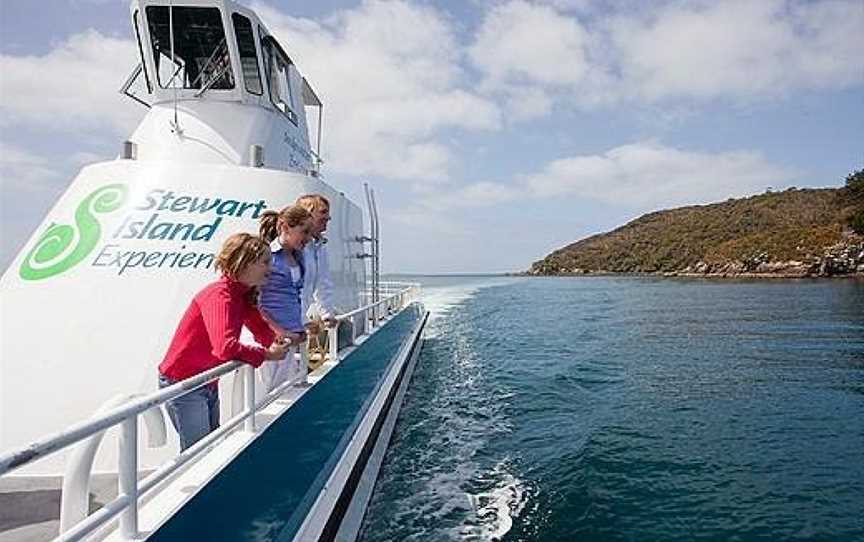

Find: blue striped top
260;248;305;332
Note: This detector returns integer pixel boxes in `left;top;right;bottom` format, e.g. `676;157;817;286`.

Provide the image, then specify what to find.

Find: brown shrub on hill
530;184;864;276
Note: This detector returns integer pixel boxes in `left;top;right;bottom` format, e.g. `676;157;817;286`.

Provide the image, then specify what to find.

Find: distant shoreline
512;271;864;280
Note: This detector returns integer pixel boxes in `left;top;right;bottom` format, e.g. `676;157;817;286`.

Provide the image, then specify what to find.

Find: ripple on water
361;277;864;541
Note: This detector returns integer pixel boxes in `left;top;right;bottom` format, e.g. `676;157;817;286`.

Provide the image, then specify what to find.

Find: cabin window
146;6;235;91
133;11;152;93
232;14;262;95
260;35;298;124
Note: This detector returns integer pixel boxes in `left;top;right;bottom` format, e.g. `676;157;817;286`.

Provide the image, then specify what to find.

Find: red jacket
159;277;275;382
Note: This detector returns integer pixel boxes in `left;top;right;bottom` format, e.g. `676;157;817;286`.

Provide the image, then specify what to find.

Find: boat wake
423;286;482;316
358;276;526;542
420;278;512;334
463;461;529;541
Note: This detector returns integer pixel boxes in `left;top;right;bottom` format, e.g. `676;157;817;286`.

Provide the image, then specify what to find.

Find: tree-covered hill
529;170;864;277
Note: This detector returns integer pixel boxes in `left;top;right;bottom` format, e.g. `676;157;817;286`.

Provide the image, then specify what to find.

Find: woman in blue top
258;205;312;386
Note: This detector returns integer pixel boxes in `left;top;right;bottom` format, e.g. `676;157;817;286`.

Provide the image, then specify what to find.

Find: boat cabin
124;0;323;173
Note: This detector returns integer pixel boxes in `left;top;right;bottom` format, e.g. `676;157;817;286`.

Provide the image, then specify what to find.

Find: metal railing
0;283;420;542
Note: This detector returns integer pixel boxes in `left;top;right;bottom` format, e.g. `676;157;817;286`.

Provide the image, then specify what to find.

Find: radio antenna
169;0;181;134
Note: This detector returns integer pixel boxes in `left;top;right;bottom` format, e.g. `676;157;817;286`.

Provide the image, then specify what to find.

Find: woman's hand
305;320;321;335
281;331;307;345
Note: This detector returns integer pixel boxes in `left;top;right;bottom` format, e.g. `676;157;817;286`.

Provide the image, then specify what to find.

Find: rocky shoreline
527;236;864;279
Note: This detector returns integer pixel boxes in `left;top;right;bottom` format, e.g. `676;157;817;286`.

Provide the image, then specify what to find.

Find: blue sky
1;0;862;273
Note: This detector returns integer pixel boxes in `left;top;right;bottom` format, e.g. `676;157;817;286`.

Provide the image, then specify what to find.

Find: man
296;194;337;333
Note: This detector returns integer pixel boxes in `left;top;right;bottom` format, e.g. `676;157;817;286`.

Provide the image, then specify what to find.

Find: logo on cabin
19;185;269;280
91;189;267;276
19;184;128;281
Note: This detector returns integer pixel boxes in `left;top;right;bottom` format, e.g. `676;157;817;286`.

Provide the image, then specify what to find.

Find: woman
258;205;312;385
158;233;289;450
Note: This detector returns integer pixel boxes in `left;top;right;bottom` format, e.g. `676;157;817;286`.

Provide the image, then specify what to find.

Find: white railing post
118;417;138;539
328;325;339;363
299;345;309;384
244;365;256;432
351;314;357;345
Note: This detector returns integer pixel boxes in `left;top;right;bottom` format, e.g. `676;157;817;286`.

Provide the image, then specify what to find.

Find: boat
0;1;429;539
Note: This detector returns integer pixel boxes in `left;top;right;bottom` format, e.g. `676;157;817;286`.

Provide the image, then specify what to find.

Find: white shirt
288;265;301;283
302;238;335;322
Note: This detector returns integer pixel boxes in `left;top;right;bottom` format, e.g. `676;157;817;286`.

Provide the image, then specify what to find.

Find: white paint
0;0;366;476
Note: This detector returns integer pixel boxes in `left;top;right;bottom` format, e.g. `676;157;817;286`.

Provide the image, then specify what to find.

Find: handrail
337;293;400;320
0;361;243;476
0;282;420;542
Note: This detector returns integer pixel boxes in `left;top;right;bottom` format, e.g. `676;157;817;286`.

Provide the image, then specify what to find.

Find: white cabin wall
131;101;313;173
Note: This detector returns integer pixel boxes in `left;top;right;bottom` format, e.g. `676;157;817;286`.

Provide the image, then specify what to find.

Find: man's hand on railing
323;316;339;328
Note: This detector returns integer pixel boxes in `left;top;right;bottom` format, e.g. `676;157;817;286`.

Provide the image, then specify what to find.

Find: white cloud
0;30;145;134
468;0;863;116
421;180;521;209
416;142;793;212
389;205;467;236
253;0;501;182
500;86;555;122
612;0;864;101
522;141;795;210
470;0;590;87
0;143;63;193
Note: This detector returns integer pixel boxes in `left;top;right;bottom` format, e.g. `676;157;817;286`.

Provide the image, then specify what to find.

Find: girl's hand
266;319;288;342
265;340;289;360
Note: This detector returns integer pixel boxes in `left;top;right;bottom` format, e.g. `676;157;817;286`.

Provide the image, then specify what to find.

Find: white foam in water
415;286;479;341
417;278;512;338
464;463;528;541
422;286;482;317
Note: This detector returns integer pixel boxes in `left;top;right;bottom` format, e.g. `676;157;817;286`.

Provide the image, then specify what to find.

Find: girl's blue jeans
158;374;220;451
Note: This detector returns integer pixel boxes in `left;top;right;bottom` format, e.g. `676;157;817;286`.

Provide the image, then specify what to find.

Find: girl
158;233;289;450
259;205;312;385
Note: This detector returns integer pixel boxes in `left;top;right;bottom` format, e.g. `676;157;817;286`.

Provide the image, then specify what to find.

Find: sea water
359;276;864;541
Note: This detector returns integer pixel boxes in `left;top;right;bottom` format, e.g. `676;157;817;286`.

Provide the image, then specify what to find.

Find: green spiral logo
19;183;128;281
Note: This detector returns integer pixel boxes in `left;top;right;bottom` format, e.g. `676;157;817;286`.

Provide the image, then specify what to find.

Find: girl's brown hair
296;194;330;214
259;205;311;244
215;233;270;279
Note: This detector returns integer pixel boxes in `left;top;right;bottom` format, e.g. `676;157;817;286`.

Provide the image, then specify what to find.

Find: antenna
169;0;182;135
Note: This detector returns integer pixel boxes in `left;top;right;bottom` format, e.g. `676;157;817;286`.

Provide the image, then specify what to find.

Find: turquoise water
360;276;864;541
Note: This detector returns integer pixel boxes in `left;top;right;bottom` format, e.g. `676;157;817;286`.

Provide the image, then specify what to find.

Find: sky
0;0;862;274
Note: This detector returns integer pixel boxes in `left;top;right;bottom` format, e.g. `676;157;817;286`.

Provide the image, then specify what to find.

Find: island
529;170;864;278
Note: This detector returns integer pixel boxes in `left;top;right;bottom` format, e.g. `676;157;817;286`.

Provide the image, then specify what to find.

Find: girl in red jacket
158;233;289;450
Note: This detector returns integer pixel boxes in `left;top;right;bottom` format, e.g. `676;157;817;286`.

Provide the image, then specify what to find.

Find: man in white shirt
296;194;337;332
